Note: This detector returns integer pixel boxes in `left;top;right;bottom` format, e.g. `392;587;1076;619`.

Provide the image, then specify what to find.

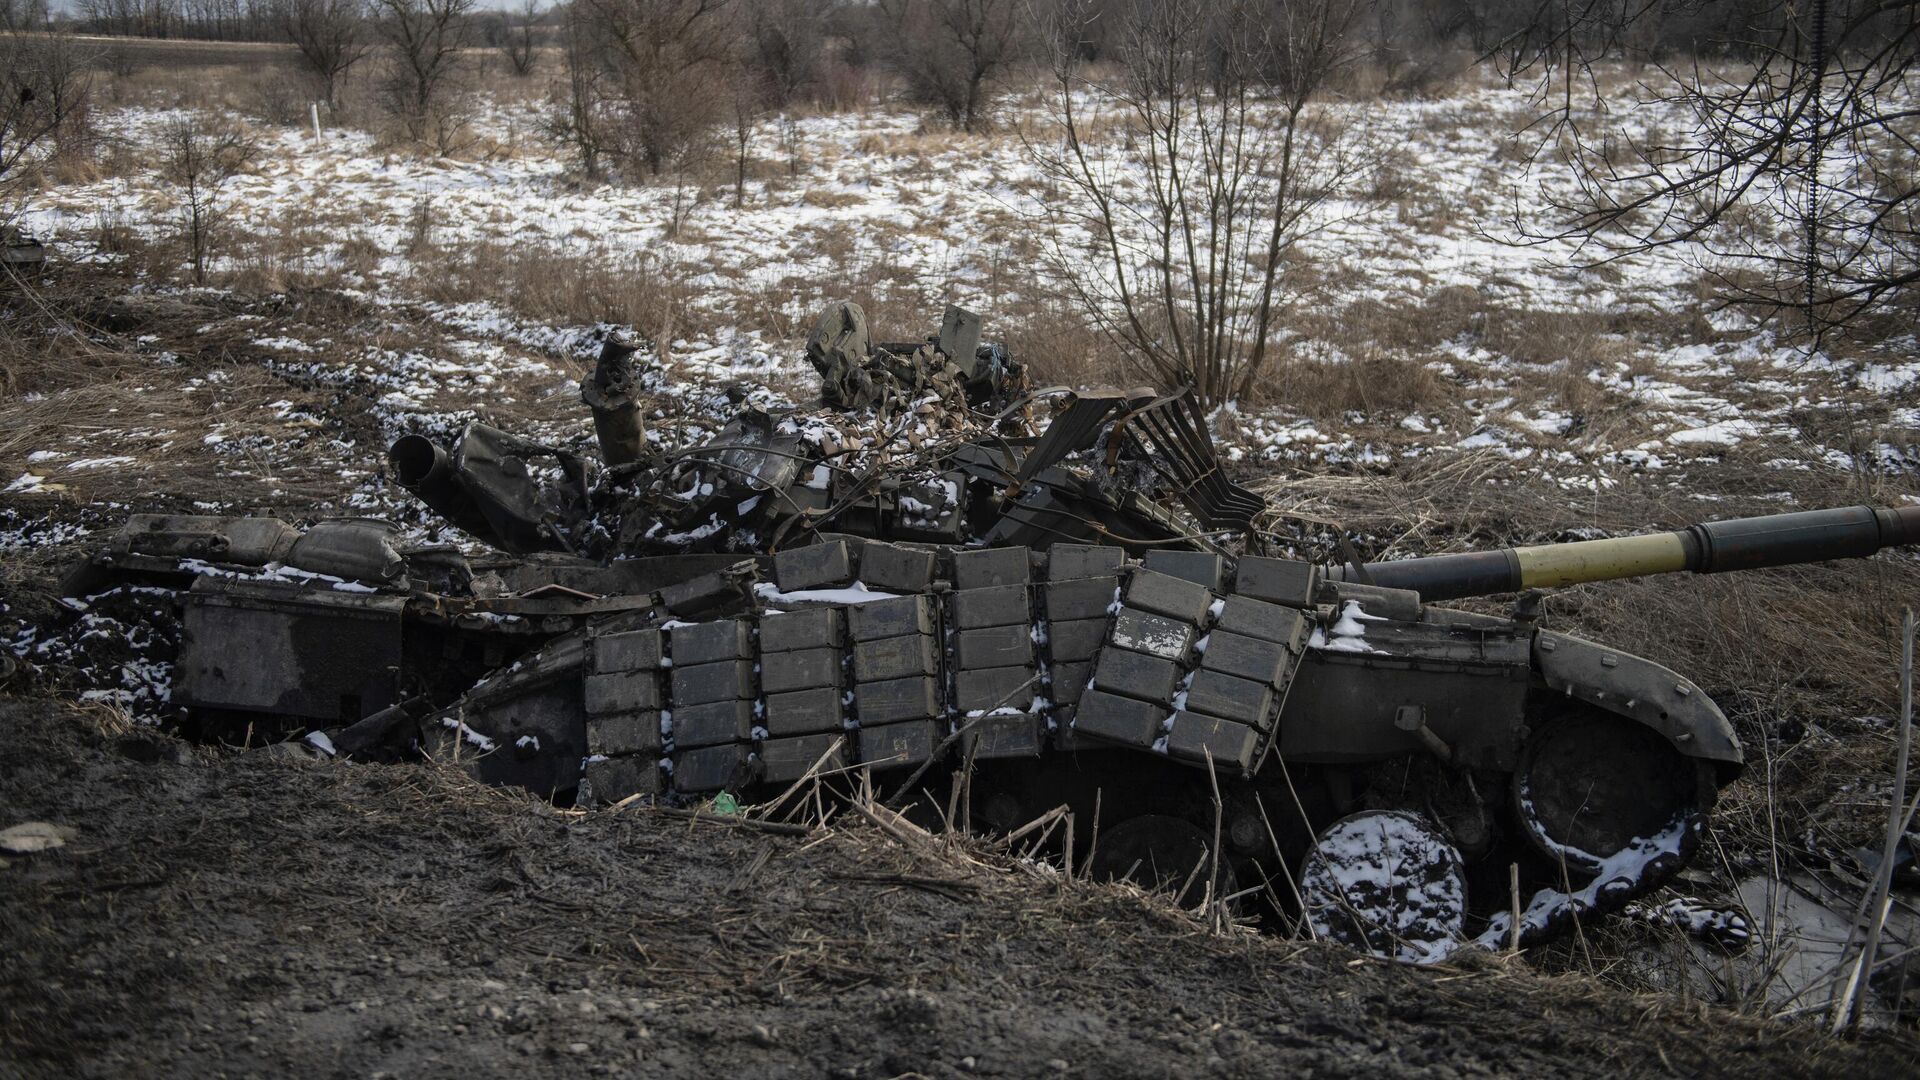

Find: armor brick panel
760;647;844;695
848;594;937;641
956;624;1034;670
758;606;845;653
759;732;849;784
1234;557;1321;608
953;546;1029;589
859;718;942;767
1049;662;1092;705
1093;648;1180;705
1072;690;1167;748
1109;608;1196;662
854;675;942;725
592;629;662;673
1123;568;1213;625
672;744;749;793
1184;669;1277;729
774;541;853;591
670;700;754;749
853;634;939;682
962;712;1045;759
1214;596;1310;647
955;665;1038;712
1042;577;1118;622
859;541;936;593
670;660;754;707
1165;713;1259;771
584;670;660;715
1047;618;1109;662
1048;543;1124;580
764;686;844;736
1200;631;1292;687
1143;550;1226;590
952;584;1031;629
671;619;753;665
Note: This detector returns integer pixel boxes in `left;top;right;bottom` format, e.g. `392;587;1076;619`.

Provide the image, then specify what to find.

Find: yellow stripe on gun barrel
1514;532;1690;589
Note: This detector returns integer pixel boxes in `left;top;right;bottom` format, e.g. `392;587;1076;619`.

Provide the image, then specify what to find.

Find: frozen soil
3;695;1915;1080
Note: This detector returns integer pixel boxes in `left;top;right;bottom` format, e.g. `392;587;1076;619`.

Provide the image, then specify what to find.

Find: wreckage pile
31;301;1920;964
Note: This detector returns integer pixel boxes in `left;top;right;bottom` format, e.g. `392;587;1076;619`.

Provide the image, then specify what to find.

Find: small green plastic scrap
711;792;741;816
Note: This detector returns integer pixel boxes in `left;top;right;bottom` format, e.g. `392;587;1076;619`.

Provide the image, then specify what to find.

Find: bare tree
878;0;1025;132
371;0;473;149
501;0;539;76
1;30;95;213
1028;0;1372;404
1500;0;1920;341
159;116;258;283
565;0;735;177
744;0;827;108
554;0;610;173
280;0;369;107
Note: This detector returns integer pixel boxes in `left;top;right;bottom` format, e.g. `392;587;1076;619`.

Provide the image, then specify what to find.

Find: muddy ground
3;696;1915;1079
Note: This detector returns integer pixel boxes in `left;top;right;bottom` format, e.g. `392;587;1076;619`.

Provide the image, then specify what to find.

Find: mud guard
1530;629;1743;778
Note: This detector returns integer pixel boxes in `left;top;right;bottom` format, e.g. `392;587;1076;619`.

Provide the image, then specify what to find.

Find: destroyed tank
44;302;1920;963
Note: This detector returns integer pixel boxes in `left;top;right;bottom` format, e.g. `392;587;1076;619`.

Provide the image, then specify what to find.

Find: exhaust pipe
388;435;501;545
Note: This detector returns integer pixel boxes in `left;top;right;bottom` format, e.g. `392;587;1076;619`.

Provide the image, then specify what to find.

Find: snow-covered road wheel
1513;707;1714;879
1300;810;1466;963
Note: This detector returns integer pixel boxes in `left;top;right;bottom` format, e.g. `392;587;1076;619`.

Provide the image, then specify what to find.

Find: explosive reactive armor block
849;594;938;641
582;756;660;804
758;607;844;653
853;634;940;682
859;718;943;767
956;624;1035;669
584;670;661;714
1183;669;1276;730
1109;608;1196;663
1200;631;1292;687
1048;543;1123;580
956;665;1038;712
854;676;942;725
1212;596;1310;647
952;584;1031;629
672;744;749;793
1047;619;1108;663
671;619;753;665
759;732;848;784
1049;662;1092;705
962;712;1046;760
774;541;854;591
858;541;936;593
764;686;844;736
1071;690;1167;748
1092;648;1180;705
671;700;754;748
760;647;843;695
670;660;754;707
586;711;663;757
592;628;663;673
1041;577;1117;623
1143;550;1227;590
1123;568;1214;625
1233;557;1320;609
1165;712;1259;771
953;546;1029;589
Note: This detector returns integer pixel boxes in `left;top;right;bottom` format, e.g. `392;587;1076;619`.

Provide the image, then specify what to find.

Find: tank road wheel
1300;810;1467;963
1089;815;1235;908
1513;707;1715;879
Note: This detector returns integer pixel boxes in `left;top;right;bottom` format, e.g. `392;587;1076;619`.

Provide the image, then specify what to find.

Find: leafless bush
371;0;473;152
500;0;539;76
558;0;736;180
1028;0;1375;405
1;29;97;211
877;0;1027;132
158;115;258;284
280;0;371;107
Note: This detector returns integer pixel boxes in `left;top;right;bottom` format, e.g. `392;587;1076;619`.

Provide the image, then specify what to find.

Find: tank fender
1531;630;1743;773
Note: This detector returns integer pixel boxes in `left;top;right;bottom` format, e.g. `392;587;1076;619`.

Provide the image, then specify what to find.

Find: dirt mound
1;697;1911;1079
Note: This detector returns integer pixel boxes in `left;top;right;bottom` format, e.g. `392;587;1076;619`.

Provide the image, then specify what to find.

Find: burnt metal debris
47;301;1920;962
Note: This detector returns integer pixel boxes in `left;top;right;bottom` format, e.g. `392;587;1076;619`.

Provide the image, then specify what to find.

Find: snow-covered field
8;69;1918;531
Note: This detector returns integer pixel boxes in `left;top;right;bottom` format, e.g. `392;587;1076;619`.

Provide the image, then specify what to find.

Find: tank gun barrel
1333;505;1920;602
